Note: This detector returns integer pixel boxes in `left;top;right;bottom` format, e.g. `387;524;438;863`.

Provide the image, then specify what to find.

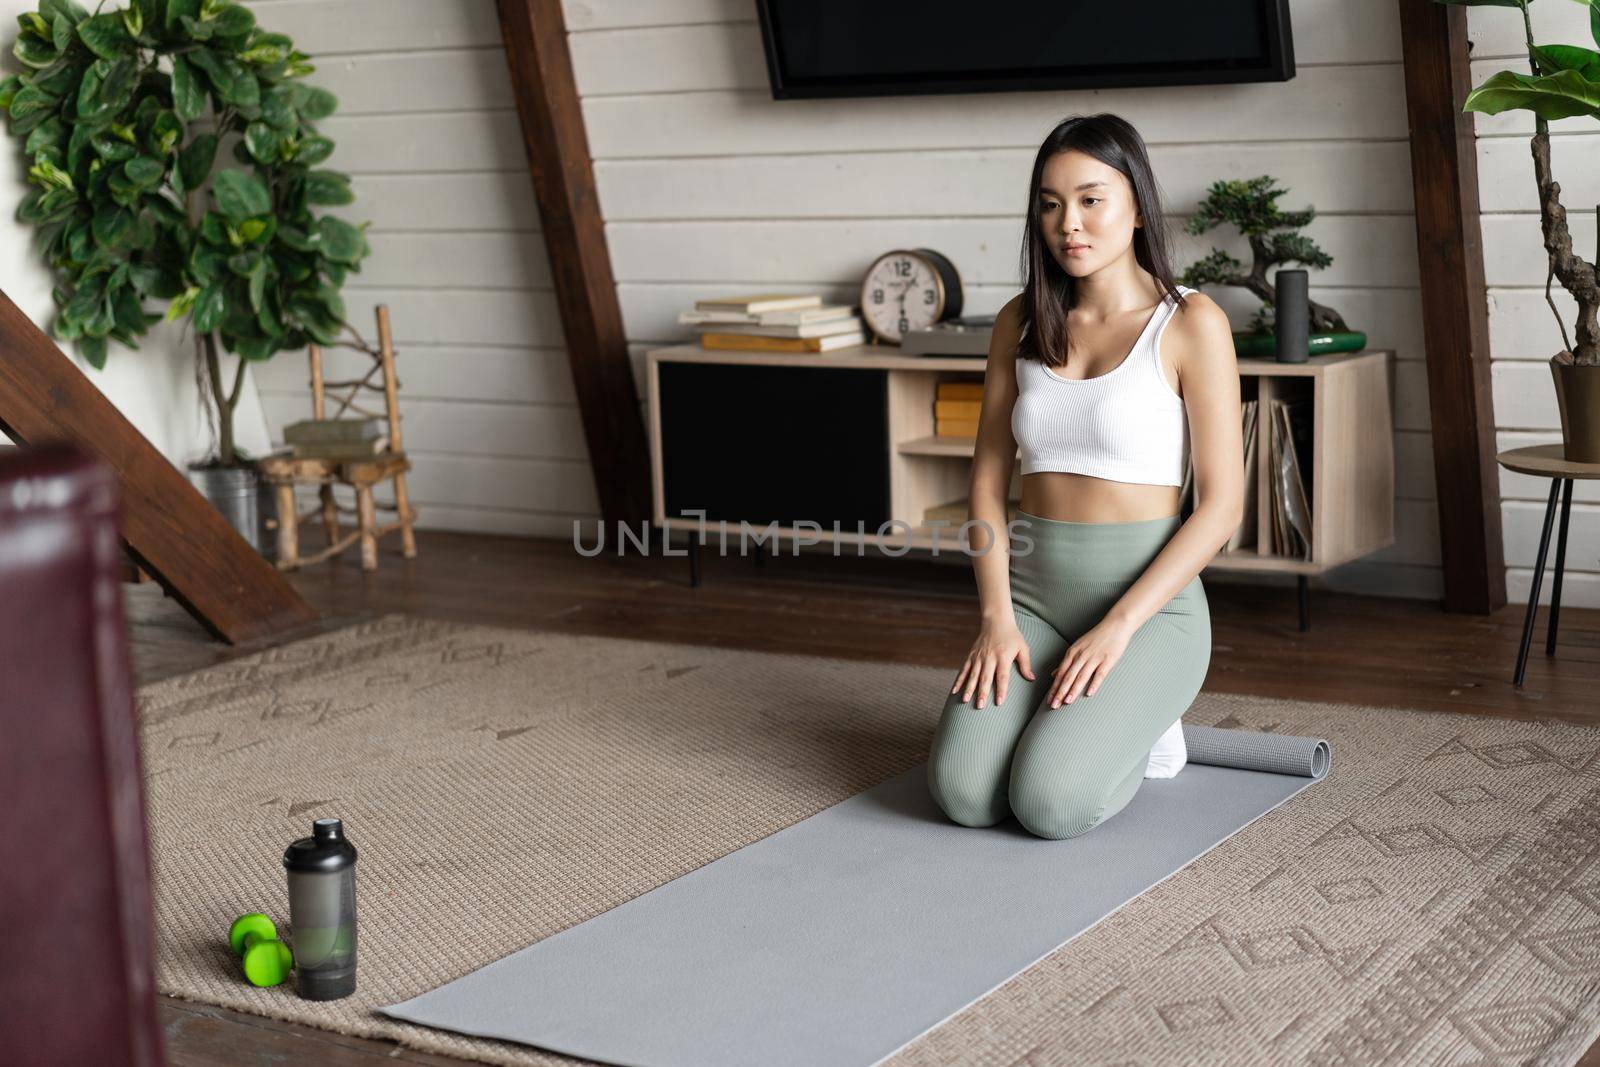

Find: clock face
861;252;943;343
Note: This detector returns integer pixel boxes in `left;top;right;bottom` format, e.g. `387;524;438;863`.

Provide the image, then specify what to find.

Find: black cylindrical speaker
1274;269;1309;363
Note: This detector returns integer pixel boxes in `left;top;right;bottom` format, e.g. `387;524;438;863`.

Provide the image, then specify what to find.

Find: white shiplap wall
1470;3;1600;609
570;0;1446;602
247;0;1593;607
246;0;596;536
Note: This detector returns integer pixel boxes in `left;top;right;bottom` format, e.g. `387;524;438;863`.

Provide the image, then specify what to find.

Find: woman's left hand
1048;616;1137;708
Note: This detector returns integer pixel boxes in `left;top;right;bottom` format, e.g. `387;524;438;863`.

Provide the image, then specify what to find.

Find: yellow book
699;331;864;353
936;417;980;437
937;381;984;400
934;399;981;419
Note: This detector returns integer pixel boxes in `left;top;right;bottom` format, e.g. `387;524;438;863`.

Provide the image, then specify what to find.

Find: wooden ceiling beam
495;0;652;528
0;288;317;644
1397;0;1507;613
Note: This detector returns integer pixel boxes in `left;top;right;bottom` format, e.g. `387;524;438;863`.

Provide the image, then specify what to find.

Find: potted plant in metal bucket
1435;0;1600;461
2;0;370;548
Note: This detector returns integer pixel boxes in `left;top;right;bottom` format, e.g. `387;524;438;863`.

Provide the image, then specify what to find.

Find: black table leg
1546;478;1573;657
1514;478;1562;687
1297;574;1309;632
688;531;702;588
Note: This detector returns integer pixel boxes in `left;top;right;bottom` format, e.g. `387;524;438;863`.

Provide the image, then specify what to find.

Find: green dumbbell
228;913;295;987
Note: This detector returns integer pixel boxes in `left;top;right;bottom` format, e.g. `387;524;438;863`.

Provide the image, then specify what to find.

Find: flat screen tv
755;1;1295;101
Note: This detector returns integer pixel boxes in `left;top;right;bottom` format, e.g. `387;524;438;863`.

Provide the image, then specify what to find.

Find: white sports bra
1010;285;1191;487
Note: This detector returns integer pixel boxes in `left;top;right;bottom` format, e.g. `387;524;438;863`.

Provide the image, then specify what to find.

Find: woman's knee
1008;767;1121;840
1010;789;1104;839
926;754;1009;828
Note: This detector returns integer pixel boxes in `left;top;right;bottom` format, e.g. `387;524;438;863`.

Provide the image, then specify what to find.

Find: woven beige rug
138;615;1600;1066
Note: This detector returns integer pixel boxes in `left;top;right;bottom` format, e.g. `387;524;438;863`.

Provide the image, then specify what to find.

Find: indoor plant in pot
1435;0;1600;461
1;0;371;546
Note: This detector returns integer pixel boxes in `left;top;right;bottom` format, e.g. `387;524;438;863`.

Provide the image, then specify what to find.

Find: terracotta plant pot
1551;356;1600;464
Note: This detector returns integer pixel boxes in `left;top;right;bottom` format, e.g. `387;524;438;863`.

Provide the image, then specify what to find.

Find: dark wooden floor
138;530;1600;1066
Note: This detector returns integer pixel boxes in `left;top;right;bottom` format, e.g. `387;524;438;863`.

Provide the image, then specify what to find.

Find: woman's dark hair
1014;113;1185;371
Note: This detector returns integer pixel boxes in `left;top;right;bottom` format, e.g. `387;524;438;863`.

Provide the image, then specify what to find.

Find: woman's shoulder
978;293;1027;377
998;291;1025;327
1171;283;1207;306
1164;287;1237;369
1169;286;1226;328
993;292;1026;353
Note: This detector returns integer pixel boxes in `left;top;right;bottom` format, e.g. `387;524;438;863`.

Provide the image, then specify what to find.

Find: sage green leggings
927;509;1211;840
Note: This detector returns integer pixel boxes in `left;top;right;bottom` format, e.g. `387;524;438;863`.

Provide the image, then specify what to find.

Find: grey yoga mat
380;724;1331;1067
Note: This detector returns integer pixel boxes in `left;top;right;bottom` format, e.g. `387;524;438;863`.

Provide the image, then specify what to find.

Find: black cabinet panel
659;362;891;529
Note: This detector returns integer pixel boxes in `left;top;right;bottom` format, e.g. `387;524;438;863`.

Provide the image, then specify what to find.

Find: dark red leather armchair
0;445;165;1066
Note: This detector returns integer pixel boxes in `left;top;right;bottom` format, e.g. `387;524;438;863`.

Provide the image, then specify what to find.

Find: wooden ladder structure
0;287;317;645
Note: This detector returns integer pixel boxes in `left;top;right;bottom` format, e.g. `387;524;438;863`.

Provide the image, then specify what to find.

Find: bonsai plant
1434;0;1600;461
1178;175;1361;354
1;0;371;483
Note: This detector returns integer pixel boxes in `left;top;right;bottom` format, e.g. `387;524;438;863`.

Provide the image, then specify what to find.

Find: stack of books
680;294;865;353
283;418;389;460
934;380;983;437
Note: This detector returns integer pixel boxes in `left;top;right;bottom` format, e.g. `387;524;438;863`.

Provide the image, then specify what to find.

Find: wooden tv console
645;343;1395;628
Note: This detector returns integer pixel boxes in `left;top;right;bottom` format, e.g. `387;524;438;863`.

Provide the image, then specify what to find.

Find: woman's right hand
950;618;1035;710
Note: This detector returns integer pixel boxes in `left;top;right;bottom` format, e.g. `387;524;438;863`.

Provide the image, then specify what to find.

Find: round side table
1495;443;1600;687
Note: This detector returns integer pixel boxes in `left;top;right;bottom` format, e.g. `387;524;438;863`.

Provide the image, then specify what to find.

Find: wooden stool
259;305;419;572
1495;443;1600;687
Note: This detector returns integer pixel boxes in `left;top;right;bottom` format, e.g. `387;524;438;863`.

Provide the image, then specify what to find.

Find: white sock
1144;718;1187;778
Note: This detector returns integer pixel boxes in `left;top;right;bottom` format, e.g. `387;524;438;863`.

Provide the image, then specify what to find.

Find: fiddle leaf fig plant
1;0;371;465
1433;0;1600;367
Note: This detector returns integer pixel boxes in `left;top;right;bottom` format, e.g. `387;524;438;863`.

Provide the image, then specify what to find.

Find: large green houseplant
1;0;371;478
1436;0;1600;461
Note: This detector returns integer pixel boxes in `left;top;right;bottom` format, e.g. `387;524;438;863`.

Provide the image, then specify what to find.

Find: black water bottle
283;818;358;1000
1274;269;1309;363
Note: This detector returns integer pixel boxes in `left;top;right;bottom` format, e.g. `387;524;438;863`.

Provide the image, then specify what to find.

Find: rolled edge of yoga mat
1181;724;1331;779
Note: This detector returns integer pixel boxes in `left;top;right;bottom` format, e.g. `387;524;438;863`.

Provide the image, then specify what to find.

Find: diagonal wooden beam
0;287;317;644
495;0;652;528
1396;0;1507;613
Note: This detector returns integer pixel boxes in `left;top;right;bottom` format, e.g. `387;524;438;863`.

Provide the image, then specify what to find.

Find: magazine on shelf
1268;398;1313;560
1183;400;1258;550
1230;400;1259;551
